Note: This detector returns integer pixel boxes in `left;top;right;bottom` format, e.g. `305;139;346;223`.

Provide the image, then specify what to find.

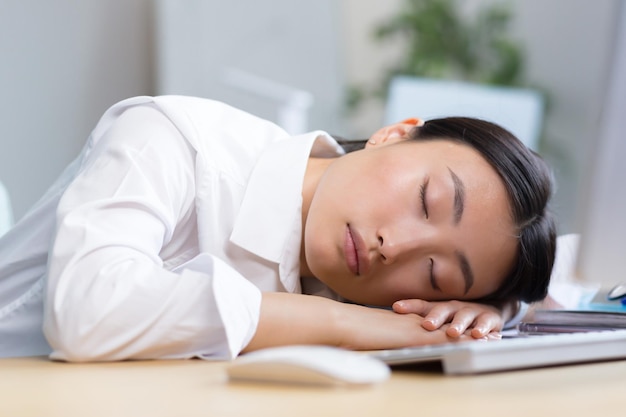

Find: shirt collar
229;131;344;291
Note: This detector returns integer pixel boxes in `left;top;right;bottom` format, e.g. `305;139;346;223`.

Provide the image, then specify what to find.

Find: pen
516;322;618;335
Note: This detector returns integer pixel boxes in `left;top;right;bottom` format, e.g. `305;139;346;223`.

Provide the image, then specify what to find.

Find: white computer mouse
227;345;391;386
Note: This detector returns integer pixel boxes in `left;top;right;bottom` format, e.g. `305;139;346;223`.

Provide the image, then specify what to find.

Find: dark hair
336;117;556;303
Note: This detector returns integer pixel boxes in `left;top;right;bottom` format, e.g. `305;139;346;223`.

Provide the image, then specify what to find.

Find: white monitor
384;76;544;150
574;3;626;289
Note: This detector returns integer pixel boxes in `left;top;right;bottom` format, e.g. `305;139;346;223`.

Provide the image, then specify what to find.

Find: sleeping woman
0;95;555;361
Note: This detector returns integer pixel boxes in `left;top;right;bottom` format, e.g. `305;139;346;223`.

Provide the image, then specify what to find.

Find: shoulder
152;95;289;146
91;95;292;179
151;96;291;171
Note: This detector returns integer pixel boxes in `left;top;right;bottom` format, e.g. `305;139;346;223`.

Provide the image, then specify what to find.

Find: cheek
303;216;333;265
367;263;431;302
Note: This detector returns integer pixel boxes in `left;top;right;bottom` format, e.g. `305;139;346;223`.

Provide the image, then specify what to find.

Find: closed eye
419;176;430;219
429;258;440;291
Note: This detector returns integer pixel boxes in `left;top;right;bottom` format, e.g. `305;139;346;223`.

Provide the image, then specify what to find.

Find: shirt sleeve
43;105;262;362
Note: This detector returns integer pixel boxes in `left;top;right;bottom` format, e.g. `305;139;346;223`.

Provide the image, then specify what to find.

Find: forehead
456;168;518;298
463;209;518;298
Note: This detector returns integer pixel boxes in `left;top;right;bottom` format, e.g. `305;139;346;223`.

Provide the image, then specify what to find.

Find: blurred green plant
347;0;526;110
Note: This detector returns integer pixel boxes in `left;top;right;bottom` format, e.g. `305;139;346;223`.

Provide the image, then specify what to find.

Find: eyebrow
447;168;473;293
448;167;465;225
456;250;474;294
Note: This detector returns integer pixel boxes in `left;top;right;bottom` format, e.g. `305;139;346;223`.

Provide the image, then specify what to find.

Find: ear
365;118;424;149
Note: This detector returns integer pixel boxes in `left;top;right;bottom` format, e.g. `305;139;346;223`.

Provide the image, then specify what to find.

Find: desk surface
1;356;624;417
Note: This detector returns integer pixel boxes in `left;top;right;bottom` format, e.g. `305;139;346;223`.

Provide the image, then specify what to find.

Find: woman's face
303;130;518;306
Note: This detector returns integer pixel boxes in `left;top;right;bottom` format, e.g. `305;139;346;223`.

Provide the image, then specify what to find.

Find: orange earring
401;117;421;125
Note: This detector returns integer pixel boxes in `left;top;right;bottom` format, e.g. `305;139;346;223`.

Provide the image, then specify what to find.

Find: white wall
0;0;621;233
0;0;154;219
154;0;345;136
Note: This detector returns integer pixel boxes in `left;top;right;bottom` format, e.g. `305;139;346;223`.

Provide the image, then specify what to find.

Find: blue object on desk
580;286;626;312
607;283;626;305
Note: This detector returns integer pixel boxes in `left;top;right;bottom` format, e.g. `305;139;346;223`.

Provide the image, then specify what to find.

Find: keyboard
369;329;626;374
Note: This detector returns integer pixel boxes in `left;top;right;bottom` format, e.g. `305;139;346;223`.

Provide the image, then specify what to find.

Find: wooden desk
1;356;624;417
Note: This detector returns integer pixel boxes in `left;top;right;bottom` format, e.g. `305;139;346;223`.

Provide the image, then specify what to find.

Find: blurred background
0;0;623;235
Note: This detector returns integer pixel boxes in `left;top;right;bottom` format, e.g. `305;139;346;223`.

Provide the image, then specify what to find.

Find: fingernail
487;333;502;340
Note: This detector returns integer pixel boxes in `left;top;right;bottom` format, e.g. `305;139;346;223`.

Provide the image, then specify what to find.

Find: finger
392;299;433;315
445;308;478;338
470;314;504;339
422;303;459;331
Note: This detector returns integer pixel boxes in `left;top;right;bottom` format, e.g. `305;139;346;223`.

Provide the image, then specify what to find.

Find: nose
377;223;440;265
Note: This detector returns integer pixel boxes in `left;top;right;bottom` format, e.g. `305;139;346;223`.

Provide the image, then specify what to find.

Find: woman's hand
392;299;505;339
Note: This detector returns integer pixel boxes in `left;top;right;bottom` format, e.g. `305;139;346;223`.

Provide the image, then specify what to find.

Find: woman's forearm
242;293;340;352
243;292;466;353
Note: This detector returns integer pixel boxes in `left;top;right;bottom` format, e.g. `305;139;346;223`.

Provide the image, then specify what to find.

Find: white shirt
0;96;344;361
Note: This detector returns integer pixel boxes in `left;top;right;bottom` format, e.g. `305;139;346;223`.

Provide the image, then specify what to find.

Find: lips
345;224;370;276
